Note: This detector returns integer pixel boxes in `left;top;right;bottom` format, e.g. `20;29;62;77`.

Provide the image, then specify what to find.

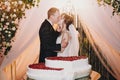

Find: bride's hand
61;48;65;53
57;19;64;32
56;26;62;32
61;39;68;48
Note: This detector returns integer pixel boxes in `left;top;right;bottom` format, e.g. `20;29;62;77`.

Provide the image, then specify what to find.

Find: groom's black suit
39;19;61;62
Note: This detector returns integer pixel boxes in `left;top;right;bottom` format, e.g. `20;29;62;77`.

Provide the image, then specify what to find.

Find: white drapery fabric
0;0;120;80
0;5;41;80
73;0;120;79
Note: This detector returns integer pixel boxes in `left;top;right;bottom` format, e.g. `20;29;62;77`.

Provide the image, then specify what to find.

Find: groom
39;7;67;63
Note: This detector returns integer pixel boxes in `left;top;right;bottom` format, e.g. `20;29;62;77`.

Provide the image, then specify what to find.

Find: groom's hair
48;7;59;19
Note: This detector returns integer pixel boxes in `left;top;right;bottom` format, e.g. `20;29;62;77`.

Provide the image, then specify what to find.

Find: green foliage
97;0;120;15
79;29;90;56
0;0;40;55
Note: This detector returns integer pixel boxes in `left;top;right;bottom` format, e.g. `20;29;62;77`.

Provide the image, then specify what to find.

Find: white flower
13;9;16;12
10;14;17;18
14;1;18;6
13;14;16;17
6;42;10;47
1;2;3;4
18;1;23;5
0;28;2;31
3;13;6;16
8;34;11;37
12;27;16;31
21;7;25;11
12;21;14;23
0;23;3;27
5;1;10;6
2;13;5;18
6;22;9;26
27;4;30;7
6;16;9;19
2;14;5;18
5;30;8;33
8;31;11;33
10;14;13;18
1;18;4;21
6;6;11;12
11;2;14;4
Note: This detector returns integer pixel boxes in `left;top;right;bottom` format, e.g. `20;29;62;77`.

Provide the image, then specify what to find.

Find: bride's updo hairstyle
61;13;73;31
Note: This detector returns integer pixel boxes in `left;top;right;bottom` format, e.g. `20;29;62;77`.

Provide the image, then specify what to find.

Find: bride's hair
61;13;73;30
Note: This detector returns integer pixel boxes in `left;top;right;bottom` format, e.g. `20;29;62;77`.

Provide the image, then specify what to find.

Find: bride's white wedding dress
57;24;79;56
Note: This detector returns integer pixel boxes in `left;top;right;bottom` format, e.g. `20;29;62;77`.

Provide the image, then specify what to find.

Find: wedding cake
27;56;92;80
27;63;64;80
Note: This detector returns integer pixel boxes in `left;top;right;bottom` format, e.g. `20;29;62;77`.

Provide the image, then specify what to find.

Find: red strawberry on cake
29;63;63;70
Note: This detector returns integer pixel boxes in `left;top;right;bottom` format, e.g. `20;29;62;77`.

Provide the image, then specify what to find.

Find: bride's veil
68;24;79;56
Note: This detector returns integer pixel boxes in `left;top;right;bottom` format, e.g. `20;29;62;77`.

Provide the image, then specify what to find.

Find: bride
56;13;79;56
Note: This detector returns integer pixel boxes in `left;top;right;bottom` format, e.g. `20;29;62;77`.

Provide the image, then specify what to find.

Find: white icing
27;67;64;80
27;67;63;76
27;57;92;80
27;72;64;80
45;59;73;70
45;58;89;71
